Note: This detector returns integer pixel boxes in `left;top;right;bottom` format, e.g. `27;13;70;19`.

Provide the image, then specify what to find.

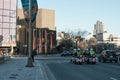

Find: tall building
93;20;104;35
0;0;17;47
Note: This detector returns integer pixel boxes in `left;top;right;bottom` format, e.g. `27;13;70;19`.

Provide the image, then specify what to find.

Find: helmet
74;49;76;51
78;48;80;50
90;48;93;50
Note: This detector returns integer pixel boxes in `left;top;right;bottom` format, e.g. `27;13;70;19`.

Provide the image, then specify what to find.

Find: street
38;56;120;80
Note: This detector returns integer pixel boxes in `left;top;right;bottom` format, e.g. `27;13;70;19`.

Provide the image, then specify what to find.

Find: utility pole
26;0;34;67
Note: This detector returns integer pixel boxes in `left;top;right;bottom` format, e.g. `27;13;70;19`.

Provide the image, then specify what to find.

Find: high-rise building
93;20;104;35
0;0;17;47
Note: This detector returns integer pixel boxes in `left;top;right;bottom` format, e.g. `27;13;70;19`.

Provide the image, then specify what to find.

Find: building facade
36;9;55;30
93;20;104;35
0;0;17;49
17;8;56;54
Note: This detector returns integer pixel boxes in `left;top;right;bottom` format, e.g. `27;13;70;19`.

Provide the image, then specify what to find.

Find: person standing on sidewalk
31;48;37;62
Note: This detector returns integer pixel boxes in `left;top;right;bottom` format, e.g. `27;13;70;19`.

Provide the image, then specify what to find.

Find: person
84;49;90;56
77;48;83;57
90;48;95;56
73;49;77;56
31;48;37;62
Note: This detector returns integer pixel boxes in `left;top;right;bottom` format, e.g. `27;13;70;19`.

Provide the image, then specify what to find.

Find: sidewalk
0;57;45;80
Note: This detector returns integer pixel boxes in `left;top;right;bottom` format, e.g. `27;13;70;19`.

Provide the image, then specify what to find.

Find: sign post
21;0;38;67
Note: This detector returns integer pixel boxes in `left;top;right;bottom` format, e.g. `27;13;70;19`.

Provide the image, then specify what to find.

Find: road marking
110;77;118;80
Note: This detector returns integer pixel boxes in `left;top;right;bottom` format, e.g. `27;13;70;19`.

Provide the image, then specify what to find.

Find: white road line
110;77;118;80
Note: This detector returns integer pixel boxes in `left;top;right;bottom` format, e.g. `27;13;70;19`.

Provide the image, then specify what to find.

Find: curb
0;56;11;64
0;57;4;63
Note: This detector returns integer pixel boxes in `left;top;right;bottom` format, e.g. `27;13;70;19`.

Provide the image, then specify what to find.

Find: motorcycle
70;55;84;64
85;54;96;64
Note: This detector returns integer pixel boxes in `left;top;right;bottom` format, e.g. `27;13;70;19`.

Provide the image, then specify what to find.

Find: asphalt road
38;56;120;80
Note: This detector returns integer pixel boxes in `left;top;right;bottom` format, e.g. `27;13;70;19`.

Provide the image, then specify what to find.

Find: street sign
21;0;38;23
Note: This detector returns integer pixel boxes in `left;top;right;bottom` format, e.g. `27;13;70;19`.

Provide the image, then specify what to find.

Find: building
93;20;104;36
36;9;55;30
0;0;17;54
17;8;56;54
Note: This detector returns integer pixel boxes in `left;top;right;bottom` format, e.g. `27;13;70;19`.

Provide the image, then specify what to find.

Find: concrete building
93;20;104;35
17;8;56;54
36;9;55;30
17;8;55;29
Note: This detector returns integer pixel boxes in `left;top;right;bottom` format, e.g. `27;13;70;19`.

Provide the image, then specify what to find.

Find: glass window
3;29;9;43
0;0;3;8
4;0;10;9
11;0;17;10
0;29;2;35
3;10;10;16
0;10;3;15
0;16;2;22
3;16;9;22
10;10;16;17
10;23;16;29
0;22;2;28
10;29;16;35
10;29;16;44
3;23;9;28
10;18;16;23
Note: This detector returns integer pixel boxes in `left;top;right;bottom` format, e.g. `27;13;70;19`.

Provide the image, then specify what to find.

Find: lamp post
26;0;34;67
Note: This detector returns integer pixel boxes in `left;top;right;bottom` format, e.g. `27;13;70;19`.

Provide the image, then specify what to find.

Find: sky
18;0;120;35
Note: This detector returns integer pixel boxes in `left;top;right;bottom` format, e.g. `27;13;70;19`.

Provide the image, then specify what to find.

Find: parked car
98;50;118;63
61;51;73;56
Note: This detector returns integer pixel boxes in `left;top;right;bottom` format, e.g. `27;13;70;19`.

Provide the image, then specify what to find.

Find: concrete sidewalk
0;57;45;80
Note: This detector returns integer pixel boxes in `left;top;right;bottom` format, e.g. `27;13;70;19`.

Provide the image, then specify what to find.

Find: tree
58;28;88;50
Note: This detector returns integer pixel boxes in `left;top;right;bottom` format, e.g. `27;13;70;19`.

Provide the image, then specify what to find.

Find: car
98;50;118;63
61;51;73;56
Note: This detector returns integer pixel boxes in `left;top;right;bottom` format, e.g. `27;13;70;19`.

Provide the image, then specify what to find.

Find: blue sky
18;0;120;35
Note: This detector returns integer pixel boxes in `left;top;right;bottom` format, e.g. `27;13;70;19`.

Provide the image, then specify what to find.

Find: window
0;16;2;22
3;10;10;16
3;23;9;28
10;18;16;23
3;29;9;43
10;10;16;17
3;16;9;22
0;29;2;35
4;0;10;9
10;23;16;29
11;0;17;10
0;23;2;28
0;10;3;15
0;0;3;8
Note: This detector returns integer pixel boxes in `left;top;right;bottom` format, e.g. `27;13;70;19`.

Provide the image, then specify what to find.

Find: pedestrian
31;48;37;62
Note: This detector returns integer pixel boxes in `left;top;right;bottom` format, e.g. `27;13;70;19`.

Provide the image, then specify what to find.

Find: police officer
73;49;77;56
77;48;83;57
90;48;95;56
